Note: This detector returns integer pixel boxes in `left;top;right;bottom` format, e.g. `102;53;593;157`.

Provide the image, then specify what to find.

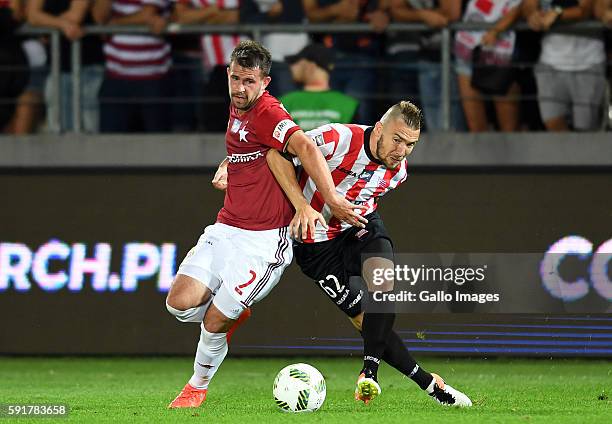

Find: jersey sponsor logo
347;289;363;309
355;229;369;240
272;119;297;143
337;166;358;178
364;355;381;364
227;150;264;164
231;119;242;133
409;364;419;378
338;167;379;184
336;288;350;305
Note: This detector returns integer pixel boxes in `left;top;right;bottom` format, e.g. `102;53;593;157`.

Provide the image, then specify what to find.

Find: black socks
361;312;395;380
381;330;434;390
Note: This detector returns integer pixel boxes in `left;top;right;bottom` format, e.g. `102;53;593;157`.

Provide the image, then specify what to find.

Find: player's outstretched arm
266;150;328;239
285;130;368;228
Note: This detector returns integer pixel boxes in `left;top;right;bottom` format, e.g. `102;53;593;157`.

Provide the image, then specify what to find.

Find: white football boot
427;373;472;407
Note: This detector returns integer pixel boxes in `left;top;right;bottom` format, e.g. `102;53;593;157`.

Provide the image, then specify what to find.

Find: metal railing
15;20;609;134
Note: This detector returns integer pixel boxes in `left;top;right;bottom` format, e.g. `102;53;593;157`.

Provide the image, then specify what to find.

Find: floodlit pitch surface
0;357;609;423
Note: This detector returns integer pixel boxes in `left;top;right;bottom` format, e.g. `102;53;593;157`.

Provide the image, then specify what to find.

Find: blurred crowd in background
1;0;612;135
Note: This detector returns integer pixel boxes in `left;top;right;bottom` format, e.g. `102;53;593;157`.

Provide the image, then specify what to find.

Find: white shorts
177;223;292;320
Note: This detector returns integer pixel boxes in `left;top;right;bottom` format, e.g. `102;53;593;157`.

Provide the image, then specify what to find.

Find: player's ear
262;75;271;90
373;121;384;138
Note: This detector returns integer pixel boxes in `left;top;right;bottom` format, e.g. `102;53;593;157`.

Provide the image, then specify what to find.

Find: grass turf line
0;357;610;423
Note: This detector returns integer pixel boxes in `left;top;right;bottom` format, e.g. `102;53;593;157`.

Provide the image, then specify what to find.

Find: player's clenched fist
212;158;228;191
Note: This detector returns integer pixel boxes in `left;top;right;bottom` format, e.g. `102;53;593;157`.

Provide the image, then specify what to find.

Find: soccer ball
272;363;326;412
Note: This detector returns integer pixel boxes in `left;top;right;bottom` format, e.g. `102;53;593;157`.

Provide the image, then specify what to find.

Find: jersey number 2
235;270;257;295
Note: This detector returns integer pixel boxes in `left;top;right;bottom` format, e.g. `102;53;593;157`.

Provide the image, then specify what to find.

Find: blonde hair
380;101;422;129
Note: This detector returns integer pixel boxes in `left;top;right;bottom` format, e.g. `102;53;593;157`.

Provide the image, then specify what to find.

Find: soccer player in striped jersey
266;101;472;407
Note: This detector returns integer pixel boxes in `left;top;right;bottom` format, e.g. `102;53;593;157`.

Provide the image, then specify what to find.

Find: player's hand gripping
327;194;368;229
290;204;328;240
212;159;228;191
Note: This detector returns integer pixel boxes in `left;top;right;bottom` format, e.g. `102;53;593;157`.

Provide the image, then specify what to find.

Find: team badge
358;169;375;182
231;119;242;133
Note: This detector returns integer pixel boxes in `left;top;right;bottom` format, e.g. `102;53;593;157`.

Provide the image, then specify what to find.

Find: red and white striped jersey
177;0;247;68
104;0;172;80
296;124;408;243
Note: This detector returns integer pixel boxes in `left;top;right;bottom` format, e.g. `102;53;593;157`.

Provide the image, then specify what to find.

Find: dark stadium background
1;169;610;356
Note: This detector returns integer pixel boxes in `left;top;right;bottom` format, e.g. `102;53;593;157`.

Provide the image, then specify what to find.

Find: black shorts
294;211;392;318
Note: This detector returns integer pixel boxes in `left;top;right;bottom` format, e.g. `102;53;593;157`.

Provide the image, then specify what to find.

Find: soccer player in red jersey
165;40;366;409
266;101;472;407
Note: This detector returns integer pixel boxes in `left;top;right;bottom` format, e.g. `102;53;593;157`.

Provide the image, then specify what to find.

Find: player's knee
166;300;195;323
165;291;189;312
363;256;394;292
362;238;395;291
166;274;210;311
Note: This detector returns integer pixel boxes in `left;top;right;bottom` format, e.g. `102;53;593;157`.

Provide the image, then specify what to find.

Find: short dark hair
229;40;272;77
382;101;422;130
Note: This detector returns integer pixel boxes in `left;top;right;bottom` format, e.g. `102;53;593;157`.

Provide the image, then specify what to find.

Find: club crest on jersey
358;169;375;182
231;119;242;133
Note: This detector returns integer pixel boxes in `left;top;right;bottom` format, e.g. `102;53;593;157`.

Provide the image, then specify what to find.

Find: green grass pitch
0;357;610;423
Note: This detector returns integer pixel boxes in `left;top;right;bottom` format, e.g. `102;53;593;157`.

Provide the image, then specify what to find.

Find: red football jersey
217;91;301;230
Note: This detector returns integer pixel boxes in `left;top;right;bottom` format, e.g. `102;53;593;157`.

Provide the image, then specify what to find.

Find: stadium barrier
8;20;610;134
